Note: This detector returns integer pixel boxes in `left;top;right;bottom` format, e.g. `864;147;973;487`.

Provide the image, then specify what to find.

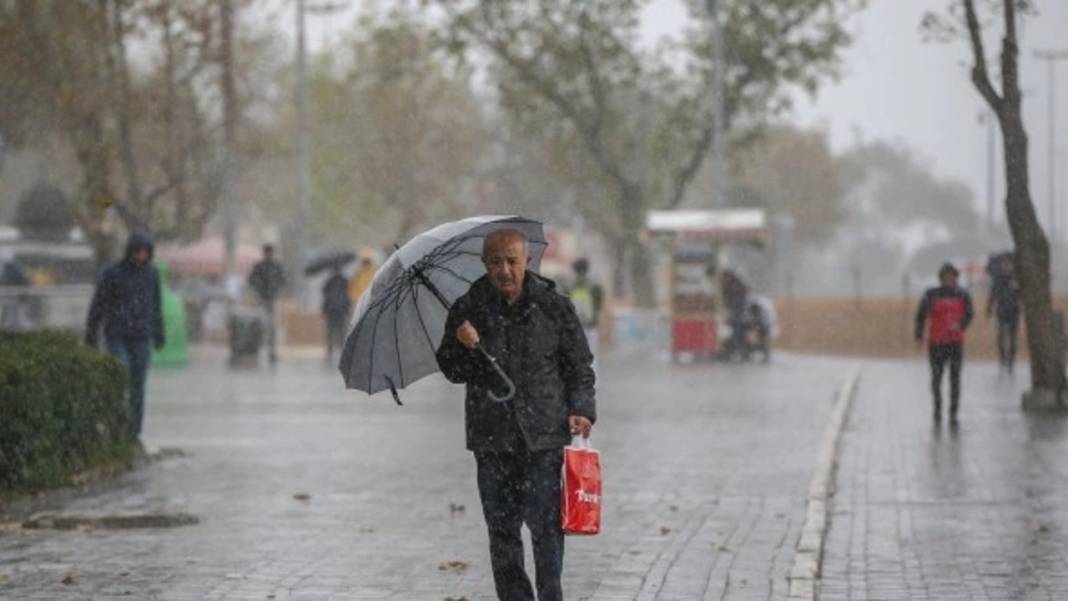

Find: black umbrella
304;250;356;276
337;215;548;405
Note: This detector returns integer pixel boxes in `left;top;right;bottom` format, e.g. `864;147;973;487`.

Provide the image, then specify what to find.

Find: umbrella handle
477;346;516;403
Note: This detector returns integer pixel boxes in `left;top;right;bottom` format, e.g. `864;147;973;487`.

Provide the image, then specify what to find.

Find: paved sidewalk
821;359;1068;600
0;348;851;601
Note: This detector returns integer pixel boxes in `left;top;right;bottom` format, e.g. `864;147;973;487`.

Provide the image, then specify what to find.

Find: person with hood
436;229;596;601
321;265;350;364
915;262;974;423
248;244;287;363
85;232;165;438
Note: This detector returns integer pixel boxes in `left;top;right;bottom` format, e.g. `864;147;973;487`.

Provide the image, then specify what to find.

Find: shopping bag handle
477;345;516;403
570;435;593;449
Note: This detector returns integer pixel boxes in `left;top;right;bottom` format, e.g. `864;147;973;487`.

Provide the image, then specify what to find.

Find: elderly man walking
436;229;596;601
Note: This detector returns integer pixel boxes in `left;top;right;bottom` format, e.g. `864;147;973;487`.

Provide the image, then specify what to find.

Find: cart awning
646;209;767;242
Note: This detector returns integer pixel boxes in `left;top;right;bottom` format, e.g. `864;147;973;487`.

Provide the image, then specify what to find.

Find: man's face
131;247;150;266
940;273;958;288
483;237;528;301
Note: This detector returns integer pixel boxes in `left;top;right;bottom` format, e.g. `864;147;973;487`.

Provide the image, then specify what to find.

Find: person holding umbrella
436;229;596;601
320;265;350;365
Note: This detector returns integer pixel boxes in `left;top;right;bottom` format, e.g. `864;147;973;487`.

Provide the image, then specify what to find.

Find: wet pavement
821;359;1068;601
0;347;850;601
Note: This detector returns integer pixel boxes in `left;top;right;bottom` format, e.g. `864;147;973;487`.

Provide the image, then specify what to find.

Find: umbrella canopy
304;250;356;276
338;215;547;403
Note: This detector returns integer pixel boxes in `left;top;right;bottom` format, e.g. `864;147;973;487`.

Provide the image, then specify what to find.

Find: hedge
0;331;135;492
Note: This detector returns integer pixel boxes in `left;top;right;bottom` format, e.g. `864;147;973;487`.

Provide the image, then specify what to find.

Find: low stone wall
776;295;1068;360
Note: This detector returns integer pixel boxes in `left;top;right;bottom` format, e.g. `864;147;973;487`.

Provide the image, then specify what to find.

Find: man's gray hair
482;228;529;257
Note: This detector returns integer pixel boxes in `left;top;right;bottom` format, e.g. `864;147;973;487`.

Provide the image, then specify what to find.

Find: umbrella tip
384;376;403;406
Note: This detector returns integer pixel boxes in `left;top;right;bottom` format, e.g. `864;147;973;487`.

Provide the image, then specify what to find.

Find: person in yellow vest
347;249;376;306
565;258;604;369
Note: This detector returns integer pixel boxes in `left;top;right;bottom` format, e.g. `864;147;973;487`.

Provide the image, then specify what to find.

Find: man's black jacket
436;273;596;452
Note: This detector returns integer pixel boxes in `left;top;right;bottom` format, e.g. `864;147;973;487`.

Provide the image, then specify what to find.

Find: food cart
646;209;768;360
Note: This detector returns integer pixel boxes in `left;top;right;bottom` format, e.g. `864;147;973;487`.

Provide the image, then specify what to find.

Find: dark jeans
324;314;347;364
106;336;151;437
996;313;1020;369
929;343;963;413
475;448;565;601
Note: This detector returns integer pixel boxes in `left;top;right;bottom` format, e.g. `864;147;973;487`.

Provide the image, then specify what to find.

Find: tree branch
442;2;633;191
962;0;1003;112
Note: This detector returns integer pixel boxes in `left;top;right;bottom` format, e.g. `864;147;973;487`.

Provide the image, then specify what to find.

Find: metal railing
0;285;94;332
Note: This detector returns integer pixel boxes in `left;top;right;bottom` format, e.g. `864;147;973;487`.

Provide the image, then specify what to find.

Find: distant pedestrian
348;249;376;305
436;229;596;601
720;269;751;359
85;232;165;438
0;249;30;330
987;252;1021;373
565;257;604;361
249;244;287;364
915;263;974;423
321;266;351;365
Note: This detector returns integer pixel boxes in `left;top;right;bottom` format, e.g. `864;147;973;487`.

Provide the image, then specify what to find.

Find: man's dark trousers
996;311;1020;370
106;336;151;437
929;343;963;415
475;447;564;601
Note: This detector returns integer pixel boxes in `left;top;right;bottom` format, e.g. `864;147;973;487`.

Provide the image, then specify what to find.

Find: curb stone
787;366;861;601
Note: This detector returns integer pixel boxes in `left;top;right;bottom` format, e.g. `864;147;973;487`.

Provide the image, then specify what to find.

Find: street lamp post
294;0;345;306
294;0;311;306
1034;48;1068;246
706;0;728;208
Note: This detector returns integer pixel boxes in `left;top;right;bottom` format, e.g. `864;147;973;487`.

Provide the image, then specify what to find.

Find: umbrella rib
411;285;440;359
426;263;476;286
391;280;413;388
365;277;399;394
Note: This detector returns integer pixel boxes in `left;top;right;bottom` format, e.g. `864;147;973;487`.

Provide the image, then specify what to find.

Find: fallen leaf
668;505;679;512
438;560;469;574
61;573;77;586
293;493;311;502
659;527;671;536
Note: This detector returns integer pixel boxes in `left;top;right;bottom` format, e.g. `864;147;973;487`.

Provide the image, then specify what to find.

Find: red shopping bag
562;436;601;535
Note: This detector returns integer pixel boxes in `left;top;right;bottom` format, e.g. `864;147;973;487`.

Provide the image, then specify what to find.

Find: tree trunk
1000;106;1064;393
619;182;656;308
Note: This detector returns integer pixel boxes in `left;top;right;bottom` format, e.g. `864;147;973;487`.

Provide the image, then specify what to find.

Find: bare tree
925;0;1063;402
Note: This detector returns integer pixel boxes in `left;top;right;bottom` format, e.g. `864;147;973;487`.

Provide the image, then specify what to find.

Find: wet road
0;348;850;600
821;359;1068;601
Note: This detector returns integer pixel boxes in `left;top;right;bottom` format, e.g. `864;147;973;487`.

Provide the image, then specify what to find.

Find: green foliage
0;331;134;492
436;0;863;302
296;10;486;243
15;183;74;241
732;126;845;243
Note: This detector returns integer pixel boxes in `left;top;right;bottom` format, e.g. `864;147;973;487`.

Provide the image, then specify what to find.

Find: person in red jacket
915;263;974;422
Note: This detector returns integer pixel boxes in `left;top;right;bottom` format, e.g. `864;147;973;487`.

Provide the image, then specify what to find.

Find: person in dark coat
321;266;351;364
915;262;974;423
986;252;1021;373
85;232;165;438
248;244;287;363
436;229;596;601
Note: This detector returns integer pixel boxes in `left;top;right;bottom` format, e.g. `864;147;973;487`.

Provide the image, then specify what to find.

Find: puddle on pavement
21;512;199;530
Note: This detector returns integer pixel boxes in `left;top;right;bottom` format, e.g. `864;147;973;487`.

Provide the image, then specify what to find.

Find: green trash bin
152;261;188;367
